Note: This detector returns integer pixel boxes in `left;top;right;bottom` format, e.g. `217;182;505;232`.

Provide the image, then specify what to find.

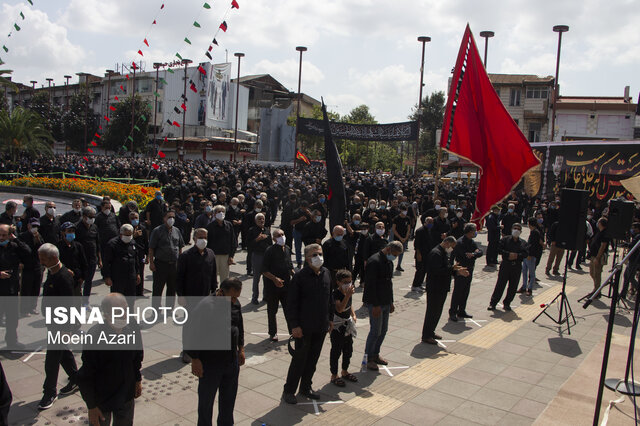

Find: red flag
143;38;149;47
219;21;228;32
158;151;166;158
164;137;168;142
88;148;94;153
231;0;239;9
104;115;110;121
91;141;97;146
95;133;101;138
440;25;540;222
296;150;310;166
173;121;181;127
119;85;124;91
197;65;206;75
114;96;119;101
153;20;156;24
208;45;213;52
181;103;187;111
132;62;138;70
189;82;197;93
138;49;144;56
125;74;129;80
152;163;160;170
161;3;164;9
99;125;102;130
109;106;116;111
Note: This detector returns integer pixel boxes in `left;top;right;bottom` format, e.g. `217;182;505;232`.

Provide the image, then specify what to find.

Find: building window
526;88;549;99
157;101;162;113
528;122;542;142
495;89;501;97
509;89;521;106
136;79;152;93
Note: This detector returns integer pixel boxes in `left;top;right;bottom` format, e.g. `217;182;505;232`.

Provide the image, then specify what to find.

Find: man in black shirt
449;224;483;321
282;244;333;404
519;218;544;296
412;217;435;291
96;199;120;260
39;201;60;244
450;208;466;239
422;236;469;344
0;201;17;228
77;293;143;426
432;208;451;245
19;195;40;226
485;206;501;266
262;229;294;341
75;207;101;305
391;204;411;272
322;225;351;281
363;222;388;263
247;213;272;304
206;205;237;283
60;199;83;225
144;191;167;230
129;211;149;297
588;217;610;296
488;223;529;311
57;222;87;297
290;201;312;268
19;218;44;315
501;203;519;237
102;224;140;308
363;241;403;371
302;209;327;246
545;221;564;276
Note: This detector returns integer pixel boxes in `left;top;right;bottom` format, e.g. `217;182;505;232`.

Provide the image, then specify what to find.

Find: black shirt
176;246;218;298
0;239;31;295
95;211;120;249
392;215;411;239
322;238;351;272
247;226;272;253
588;230;610;258
426;245;454;292
453;236;483;271
414;225;435;258
57;240;88;290
501;213;519;236
75;221;100;264
188;297;244;363
363;251;394;306
39;215;60;244
145;198;167;230
528;227;544;259
286;265;333;334
206;220;237;257
333;288;352;320
364;233;387;260
498;235;529;263
262;244;294;287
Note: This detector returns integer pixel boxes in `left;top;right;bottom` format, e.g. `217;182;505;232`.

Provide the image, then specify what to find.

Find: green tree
0;66;16;112
62;89;99;152
27;92;64;141
102;95;150;154
409;91;446;173
0;106;53;160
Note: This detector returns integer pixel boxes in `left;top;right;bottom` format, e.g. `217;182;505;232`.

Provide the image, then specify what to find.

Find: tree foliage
102;95;150;154
27;92;64;141
409;91;446;172
62;89;100;152
0;106;53;159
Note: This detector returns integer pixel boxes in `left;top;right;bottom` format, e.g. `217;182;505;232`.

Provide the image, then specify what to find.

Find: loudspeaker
607;200;635;240
557;188;588;250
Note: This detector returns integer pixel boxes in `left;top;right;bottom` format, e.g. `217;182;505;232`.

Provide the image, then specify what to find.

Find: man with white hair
102;224;141;307
206;205;236;282
322;225;351;283
247;213;272;304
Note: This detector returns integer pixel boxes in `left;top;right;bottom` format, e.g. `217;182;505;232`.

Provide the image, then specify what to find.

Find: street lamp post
293;46;307;170
181;59;192;161
415;36;430;176
479;31;495;68
76;73;89;153
153;63;162;155
46;78;53;103
233;53;244;162
550;25;569;141
64;75;72;110
105;70;114;127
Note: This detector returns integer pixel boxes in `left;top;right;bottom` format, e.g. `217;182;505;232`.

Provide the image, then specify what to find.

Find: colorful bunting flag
166;119;172;125
208;45;213;52
91;141;97;146
94;133;101;138
125;74;129;80
193;21;201;28
212;38;218;46
14;24;21;31
181;94;188;101
189;82;197;93
27;0;33;5
172;121;181;127
122;146;128;151
134;125;141;132
132;62;138;70
164;137;168;142
153;20;157;24
103;116;110;122
176;52;183;60
88;148;94;153
219;21;228;32
181;103;187;111
205;51;212;60
82;158;88;163
143;38;149;47
152;163;160;170
154;91;160;98
158;151;166;158
161;3;164;9
203;2;211;9
167;68;175;74
197;65;206;75
138;50;144;56
119;85;124;91
232;0;240;9
20;12;25;20
114;96;119;100
141;188;148;194
2;46;8;53
184;37;191;45
174;106;182;114
160;78;168;85
140;115;147;122
128;136;134;142
110;105;116;111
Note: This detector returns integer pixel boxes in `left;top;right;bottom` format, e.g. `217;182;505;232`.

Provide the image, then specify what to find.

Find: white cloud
248;59;325;91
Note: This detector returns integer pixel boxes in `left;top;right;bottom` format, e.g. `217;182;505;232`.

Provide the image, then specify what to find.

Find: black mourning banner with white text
297;118;419;142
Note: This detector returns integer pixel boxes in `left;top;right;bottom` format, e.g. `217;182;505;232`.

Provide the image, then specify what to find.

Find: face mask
0;240;8;247
156;195;163;201
195;239;207;250
449;205;455;210
311;255;324;268
445;247;453;255
47;208;56;216
473;232;478;238
353;220;360;225
386;254;397;262
427;223;433;229
65;233;76;242
334;235;343;242
586;215;592;220
276;236;286;246
512;229;521;238
166;218;175;227
211;197;217;202
47;261;61;272
508;208;514;214
319;198;325;204
542;207;547;212
73;208;82;214
131;219;139;227
30;227;38;234
215;212;225;221
537;218;544;224
255;208;262;213
121;235;133;244
361;229;368;235
102;208;111;215
401;211;408;216
456;212;463;218
369;204;376;209
205;206;213;213
22;202;27;208
443;212;448;218
376;228;385;236
85;218;95;225
435;205;441;210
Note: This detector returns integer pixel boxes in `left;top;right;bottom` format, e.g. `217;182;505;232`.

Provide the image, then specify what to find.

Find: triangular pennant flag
160;78;168;85
119;85;124;91
153;20;156;24
161;3;164;9
205;51;213;60
173;121;181;127
140;115;146;122
184;37;192;45
132;62;138;70
152;163;160;170
2;46;8;53
143;38;149;47
14;24;20;31
110;106;116;111
134;125;141;132
88;148;94;153
20;12;25;20
141;188;148;194
208;45;213;52
164;137;168;142
212;38;218;46
174;106;182;114
176;52;183;60
190;82;197;93
114;96;119;100
181;103;187;111
203;2;211;8
146;103;152;109
99;125;102;130
193;21;201;28
166;119;172;125
95;133;101;138
125;74;129;80
27;0;33;5
103;116;110;122
167;68;175;74
122;146;128;151
82;157;89;162
138;50;144;56
158;151;166;158
197;65;206;75
219;21;228;32
91;141;97;146
153;92;160;98
128;135;134;142
181;94;188;101
232;0;239;9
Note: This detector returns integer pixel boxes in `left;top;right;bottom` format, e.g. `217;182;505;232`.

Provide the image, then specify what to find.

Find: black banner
297;118;419;142
524;141;640;201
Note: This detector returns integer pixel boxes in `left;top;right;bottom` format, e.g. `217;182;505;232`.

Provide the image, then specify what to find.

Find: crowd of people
0;153;639;425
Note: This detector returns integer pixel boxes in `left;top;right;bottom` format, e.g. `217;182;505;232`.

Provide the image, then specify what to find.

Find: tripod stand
533;255;576;334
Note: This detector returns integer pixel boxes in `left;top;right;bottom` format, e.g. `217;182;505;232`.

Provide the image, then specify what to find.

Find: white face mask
512;229;521;238
30;227;38;234
456;212;463;218
311;255;324;268
401;211;408;216
435;205;441;210
102;208;111;215
121;235;133;244
276;236;286;246
255;208;262;213
376;228;385;236
47;261;61;272
73;208;82;214
195;239;207;250
445;246;453;255
47;208;56;216
166;218;175;227
85;218;95;225
215;212;225;221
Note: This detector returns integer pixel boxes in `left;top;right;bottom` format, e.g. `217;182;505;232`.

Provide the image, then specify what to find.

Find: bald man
322;225;351;283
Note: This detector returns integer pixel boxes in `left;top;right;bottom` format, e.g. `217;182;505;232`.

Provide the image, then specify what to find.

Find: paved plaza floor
0;197;637;425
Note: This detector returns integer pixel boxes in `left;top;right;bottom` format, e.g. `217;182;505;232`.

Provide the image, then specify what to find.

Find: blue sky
1;0;638;123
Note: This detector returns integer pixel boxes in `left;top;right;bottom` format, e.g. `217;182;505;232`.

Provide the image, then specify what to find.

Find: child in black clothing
330;270;358;387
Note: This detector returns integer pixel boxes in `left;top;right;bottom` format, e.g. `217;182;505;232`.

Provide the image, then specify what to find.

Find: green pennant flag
193;21;201;28
203;2;211;8
176;52;183;60
27;0;33;5
184;37;191;45
140;115;147;122
167;68;175;74
160;78;168;85
128;135;134;142
14;24;21;31
153;91;160;98
122;145;128;151
146;103;152;109
134;125;141;132
20;12;25;20
2;46;8;53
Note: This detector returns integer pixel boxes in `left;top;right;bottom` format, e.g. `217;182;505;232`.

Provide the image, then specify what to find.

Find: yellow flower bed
6;177;158;208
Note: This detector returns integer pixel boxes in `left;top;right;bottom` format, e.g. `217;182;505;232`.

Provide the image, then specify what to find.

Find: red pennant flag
99;125;102;130
138;50;144;56
104;115;110;122
440;25;540;222
132;62;138;70
164;137;168;142
79;164;86;169
91;141;97;146
181;103;187;111
296;150;311;166
161;3;164;9
197;65;206;75
95;133;101;138
152;163;160;170
119;85;124;91
208;45;213;52
158;151;166;158
110;106;116;111
143;38;149;47
231;0;239;9
189;82;197;93
72;178;78;182
219;21;228;32
114;96;119;101
141;188;148;194
125;74;129;80
153;20;156;24
88;148;94;153
173;121;181;127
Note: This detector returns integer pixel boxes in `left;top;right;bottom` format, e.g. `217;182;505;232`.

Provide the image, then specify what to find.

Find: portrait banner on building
297;118;419;142
206;62;231;122
525;141;640;201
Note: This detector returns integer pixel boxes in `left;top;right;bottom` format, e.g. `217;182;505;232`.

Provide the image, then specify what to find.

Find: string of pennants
1;0;35;64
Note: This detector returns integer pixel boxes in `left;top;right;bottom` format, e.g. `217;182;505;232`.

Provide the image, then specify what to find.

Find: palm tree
0;63;17;92
0;106;53;160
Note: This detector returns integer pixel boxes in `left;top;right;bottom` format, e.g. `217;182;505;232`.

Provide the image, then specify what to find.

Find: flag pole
434;145;443;199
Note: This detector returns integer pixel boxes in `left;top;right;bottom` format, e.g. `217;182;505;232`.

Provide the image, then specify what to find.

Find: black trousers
353;254;364;282
0;361;11;426
490;261;522;307
412;260;427;287
43;348;77;397
21;266;42;312
284;332;325;394
265;286;288;337
198;358;239;426
486;236;499;264
152;260;176;308
0;295;19;345
246;248;253;274
422;288;448;340
450;274;472;316
283;227;293;250
98;399;135;426
329;328;353;375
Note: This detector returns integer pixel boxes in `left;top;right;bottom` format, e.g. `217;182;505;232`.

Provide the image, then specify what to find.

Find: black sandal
342;373;358;382
331;377;346;387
